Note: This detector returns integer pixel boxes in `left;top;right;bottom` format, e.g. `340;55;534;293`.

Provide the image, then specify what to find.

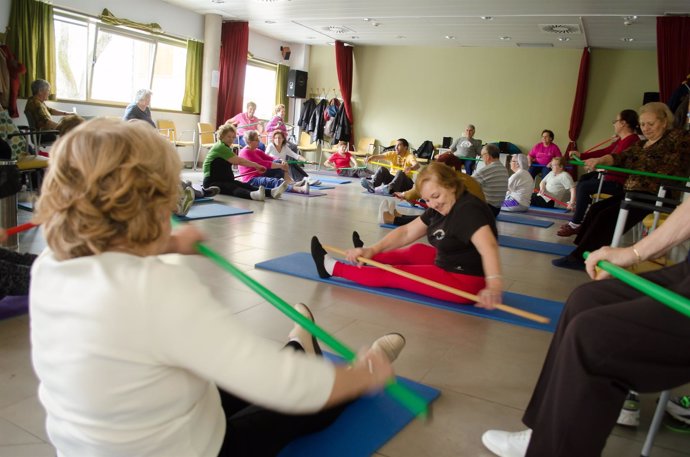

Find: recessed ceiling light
264;20;276;24
211;0;225;3
306;36;316;39
499;36;511;41
480;16;493;20
445;35;456;40
621;37;635;42
351;36;359;39
371;21;380;27
363;18;370;22
396;35;406;39
558;37;570;42
327;42;335;46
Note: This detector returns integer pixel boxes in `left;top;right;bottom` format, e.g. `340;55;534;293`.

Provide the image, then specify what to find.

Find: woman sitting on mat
266;130;319;184
238;130;310;195
202;123;268;201
501;154;534;212
360;138;419;195
529;157;575;210
552;102;690;270
30;118;406;457
312;161;502;307
324;141;373;178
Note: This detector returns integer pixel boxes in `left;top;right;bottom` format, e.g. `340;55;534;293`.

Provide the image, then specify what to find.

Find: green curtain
6;0;55;99
275;63;290;112
182;39;204;113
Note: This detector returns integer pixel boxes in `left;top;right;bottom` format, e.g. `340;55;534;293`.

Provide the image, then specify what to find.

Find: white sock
324;254;336;274
568;222;580;228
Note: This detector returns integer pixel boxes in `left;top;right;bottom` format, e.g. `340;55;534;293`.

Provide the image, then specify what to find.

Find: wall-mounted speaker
280;46;291;61
643;91;660;105
287;69;308;99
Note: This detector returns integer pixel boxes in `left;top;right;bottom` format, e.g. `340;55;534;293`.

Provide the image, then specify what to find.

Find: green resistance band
583;251;690;319
570;158;690;183
170;220;429;419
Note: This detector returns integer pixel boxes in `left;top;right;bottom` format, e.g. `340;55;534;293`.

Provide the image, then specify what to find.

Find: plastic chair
157;120;195;165
23;110;57;151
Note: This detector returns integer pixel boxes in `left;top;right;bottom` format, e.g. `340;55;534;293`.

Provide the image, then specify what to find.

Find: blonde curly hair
34;118;182;260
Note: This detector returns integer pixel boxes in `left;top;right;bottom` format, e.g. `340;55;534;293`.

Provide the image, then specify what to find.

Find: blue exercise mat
379;224;570;256
524;206;572;220
174;203;253;221
310;184;336;190
284;190;328;198
255;252;562;332
528;206;568;214
496;213;554;228
279;353;440;457
310;175;352;184
0;295;28;320
497;235;573;256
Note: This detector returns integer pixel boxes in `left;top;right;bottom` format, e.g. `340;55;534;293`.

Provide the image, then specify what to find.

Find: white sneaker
308;179;321;186
292;182;310;194
374;184;390;195
271;181;288;199
176;186;195;216
616;391;640;427
371;333;405;362
388;199;398;215
481;429;531;457
250;186;266;201
378;199;390;224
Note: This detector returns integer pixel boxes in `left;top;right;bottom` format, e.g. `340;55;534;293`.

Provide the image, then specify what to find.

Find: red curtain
335;41;354;148
567;48;590;155
216;22;248;128
657;17;690;103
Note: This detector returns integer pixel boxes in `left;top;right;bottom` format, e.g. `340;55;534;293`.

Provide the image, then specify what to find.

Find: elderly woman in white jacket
501;154;534;212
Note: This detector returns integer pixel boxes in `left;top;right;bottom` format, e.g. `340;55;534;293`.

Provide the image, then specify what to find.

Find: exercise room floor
2;170;689;457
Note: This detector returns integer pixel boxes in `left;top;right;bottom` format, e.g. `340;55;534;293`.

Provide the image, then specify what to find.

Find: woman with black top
312;161;502;307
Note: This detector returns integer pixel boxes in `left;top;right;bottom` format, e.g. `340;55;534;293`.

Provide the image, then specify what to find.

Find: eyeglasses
612;119;622;124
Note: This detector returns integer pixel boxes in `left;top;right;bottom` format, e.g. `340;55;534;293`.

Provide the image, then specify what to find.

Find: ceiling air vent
322;26;354;34
539;24;581;35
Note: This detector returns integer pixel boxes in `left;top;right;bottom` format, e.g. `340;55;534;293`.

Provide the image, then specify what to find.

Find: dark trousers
568;194;651;262
0;249;37;299
372;167;414;193
288;163;309;181
523;261;690;457
570;173;624;225
530;194;555;208
203;158;257;200
529;165;551;179
217;341;345;457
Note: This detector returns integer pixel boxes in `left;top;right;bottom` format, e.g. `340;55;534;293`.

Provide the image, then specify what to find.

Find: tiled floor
2;171;689;457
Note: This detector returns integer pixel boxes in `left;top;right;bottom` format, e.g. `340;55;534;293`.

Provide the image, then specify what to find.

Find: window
242;61;277;120
53;10;188;111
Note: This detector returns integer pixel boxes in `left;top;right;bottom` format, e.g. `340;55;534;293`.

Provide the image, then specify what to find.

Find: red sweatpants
333;244;485;304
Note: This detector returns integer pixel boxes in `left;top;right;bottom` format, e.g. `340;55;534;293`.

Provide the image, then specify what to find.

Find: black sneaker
310;236;331;278
352;231;364;248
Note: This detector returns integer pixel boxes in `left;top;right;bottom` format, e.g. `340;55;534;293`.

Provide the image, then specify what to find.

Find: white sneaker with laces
371;333;405;362
271;181;288;199
481;429;531;457
377;200;390;224
250;186;266;201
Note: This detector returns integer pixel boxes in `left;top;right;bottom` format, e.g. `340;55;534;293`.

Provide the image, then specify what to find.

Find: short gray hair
134;89;153;103
30;79;50;96
244;130;259;144
483;143;500;159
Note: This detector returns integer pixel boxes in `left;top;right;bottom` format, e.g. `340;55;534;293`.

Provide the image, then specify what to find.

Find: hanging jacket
298;98;316;131
332;103;351;144
308;99;328;142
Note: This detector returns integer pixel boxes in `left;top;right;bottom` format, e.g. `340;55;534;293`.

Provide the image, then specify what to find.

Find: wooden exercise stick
322;245;550;324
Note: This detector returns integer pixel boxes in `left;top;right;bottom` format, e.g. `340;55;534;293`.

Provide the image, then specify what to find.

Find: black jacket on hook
332;103;351;144
298;99;316;132
308;99;328;142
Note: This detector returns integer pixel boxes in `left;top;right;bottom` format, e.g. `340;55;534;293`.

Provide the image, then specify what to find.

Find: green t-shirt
202;141;235;177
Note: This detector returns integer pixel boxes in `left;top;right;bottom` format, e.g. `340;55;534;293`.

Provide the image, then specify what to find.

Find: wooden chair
196;122;216;170
351;137;376;157
158;120;195;166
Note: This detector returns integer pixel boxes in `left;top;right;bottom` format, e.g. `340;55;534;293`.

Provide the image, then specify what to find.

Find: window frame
53;8;189;112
